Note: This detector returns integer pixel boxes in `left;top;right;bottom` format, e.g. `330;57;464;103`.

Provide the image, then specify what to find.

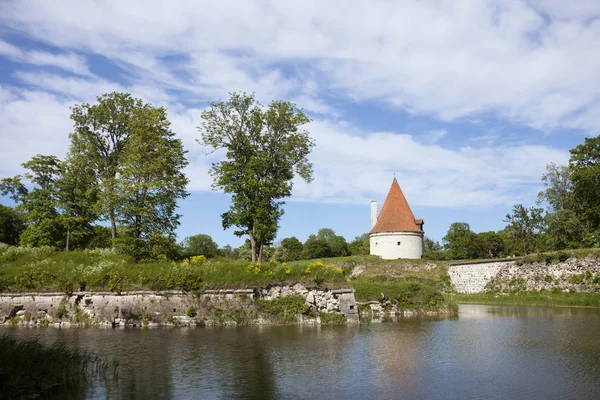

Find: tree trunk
258;244;263;263
110;212;117;240
65;224;70;252
249;234;257;263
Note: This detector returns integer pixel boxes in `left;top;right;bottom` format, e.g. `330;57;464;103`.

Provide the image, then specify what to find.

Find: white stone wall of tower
369;231;423;259
370;201;378;229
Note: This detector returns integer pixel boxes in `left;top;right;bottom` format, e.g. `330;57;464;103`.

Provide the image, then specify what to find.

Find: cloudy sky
1;0;598;246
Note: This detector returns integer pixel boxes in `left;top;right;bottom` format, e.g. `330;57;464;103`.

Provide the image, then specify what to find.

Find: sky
0;0;598;248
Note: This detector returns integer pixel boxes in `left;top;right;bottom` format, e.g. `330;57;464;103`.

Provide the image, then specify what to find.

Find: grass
454;291;600;308
0;335;115;398
0;246;349;293
349;275;455;312
517;248;600;266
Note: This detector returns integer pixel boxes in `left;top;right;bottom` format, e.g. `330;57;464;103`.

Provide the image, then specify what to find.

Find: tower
369;178;424;259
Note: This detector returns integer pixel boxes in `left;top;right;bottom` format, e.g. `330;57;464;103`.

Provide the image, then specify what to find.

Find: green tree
569;137;600;244
442;222;479;260
280;236;304;261
199;92;315;262
423;236;447;260
317;228;348;257
1;155;65;248
303;234;332;259
69;92;142;240
348;233;370;256
503;205;545;255
56;150;99;251
114;104;189;260
537;163;573;212
181;234;219;258
476;231;506;258
0;205;26;245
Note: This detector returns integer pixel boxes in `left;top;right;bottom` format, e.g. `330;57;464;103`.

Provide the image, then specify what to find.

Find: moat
2;304;600;399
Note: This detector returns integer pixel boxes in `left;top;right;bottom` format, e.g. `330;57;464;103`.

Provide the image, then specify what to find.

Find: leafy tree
536;162;593;250
0;205;26;245
303;234;332;259
317;228;348;257
84;225;113;249
442;222;479;260
218;244;234;258
181;234;219;258
348;233;370;256
280;236;304;261
1;155;65;248
423;236;447;260
476;231;506;258
537;163;573;212
114;104;189;260
69;92;142;239
569;136;600;242
56;150;99;251
503;205;545;255
199;92;315;262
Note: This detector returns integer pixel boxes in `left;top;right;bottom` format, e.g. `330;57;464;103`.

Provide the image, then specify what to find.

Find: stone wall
448;257;600;293
448;261;515;293
0;284;358;327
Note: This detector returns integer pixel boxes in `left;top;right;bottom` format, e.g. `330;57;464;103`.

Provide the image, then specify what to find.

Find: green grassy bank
454;292;600;308
0;245;457;314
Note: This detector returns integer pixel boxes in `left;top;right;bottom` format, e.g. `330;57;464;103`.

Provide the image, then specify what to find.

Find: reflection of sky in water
2;304;600;399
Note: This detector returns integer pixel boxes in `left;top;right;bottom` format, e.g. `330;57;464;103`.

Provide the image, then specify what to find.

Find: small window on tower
397;241;401;246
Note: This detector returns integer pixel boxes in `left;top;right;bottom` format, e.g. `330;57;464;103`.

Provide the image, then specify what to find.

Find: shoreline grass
0;335;114;398
453;292;600;308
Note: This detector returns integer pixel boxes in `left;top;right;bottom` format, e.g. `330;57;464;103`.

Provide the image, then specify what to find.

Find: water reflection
3;305;600;399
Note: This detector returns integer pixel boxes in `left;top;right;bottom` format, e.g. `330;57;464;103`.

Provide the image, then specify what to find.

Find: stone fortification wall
0;284;358;327
448;261;515;293
448;256;600;294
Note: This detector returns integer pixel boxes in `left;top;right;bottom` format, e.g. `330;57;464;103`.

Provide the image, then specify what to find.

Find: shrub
186;306;197;318
56;306;68;319
255;296;310;323
108;271;125;295
568;274;584;284
319;312;346;324
557;252;570;263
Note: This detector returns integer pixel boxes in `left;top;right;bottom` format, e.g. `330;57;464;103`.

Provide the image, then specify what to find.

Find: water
2;304;600;399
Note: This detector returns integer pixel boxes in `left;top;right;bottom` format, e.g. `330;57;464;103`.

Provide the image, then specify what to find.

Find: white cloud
0;39;91;76
0;84;568;208
423;129;448;144
290;119;569;207
1;1;599;131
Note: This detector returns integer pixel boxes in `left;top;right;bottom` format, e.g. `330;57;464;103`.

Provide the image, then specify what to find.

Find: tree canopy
198;92;315;262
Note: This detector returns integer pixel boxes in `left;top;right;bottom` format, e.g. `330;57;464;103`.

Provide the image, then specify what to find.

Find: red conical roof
370;178;422;233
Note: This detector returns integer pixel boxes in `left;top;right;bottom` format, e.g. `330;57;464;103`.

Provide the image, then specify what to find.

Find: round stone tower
369;178;424;259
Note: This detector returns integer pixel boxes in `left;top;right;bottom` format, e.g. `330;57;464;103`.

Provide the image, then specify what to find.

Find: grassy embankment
0;335;114;398
0;244;456;314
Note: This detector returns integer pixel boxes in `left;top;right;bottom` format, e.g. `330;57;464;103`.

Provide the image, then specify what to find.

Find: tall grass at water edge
0;335;115;399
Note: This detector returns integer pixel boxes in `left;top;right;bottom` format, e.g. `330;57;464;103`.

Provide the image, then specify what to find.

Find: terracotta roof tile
370;178;423;234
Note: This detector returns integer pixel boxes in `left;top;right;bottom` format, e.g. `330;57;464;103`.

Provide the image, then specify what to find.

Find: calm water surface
2;304;600;399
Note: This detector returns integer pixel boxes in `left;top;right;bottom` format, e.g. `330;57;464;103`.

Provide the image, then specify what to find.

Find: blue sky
0;1;598;247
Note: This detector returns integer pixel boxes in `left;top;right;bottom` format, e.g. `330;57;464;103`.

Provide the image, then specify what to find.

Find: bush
255;296;311;323
56;306;68;319
186;306;197;318
319;312;346;324
568;274;584;284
